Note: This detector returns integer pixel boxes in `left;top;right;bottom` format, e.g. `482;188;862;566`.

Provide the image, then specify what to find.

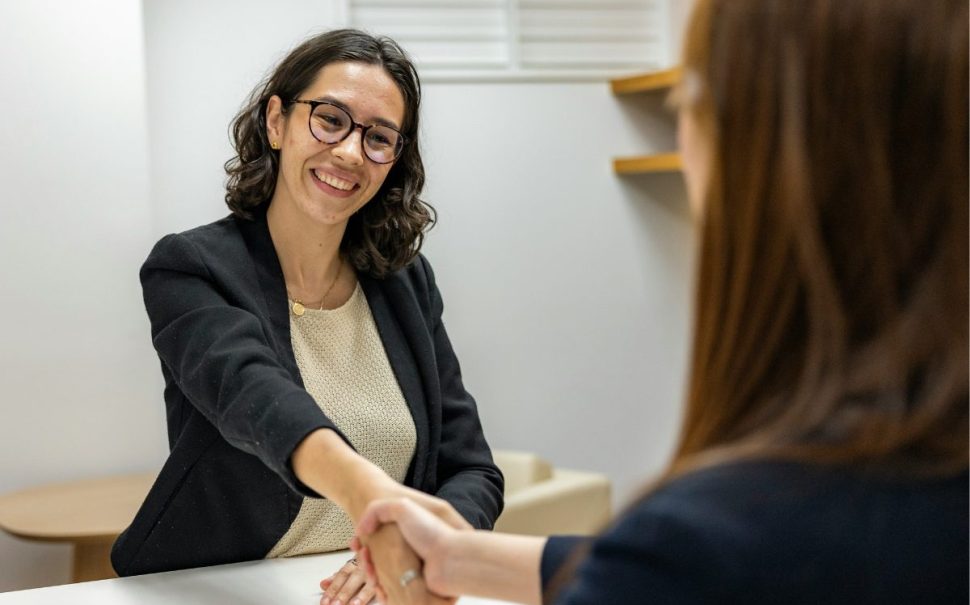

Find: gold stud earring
271;141;280;150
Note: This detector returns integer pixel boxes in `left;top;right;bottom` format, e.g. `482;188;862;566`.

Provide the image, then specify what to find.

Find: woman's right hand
353;497;462;599
322;484;467;605
364;523;456;605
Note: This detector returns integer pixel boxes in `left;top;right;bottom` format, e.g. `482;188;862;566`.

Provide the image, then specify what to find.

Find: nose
331;126;365;166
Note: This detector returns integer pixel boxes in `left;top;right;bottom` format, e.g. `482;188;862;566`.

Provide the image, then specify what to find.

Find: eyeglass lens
309;103;402;164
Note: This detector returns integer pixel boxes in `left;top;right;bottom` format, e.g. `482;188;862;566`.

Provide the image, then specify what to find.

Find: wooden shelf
613;152;682;174
610;66;681;95
610;67;682;176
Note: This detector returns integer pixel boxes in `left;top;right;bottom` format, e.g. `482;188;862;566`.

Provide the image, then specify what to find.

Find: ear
265;95;286;147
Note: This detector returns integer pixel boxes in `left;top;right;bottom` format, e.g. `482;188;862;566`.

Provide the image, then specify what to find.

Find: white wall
0;0;694;592
0;0;162;591
143;0;346;233
418;82;693;503
668;0;696;60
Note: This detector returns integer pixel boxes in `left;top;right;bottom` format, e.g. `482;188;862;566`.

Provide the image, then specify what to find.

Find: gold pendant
291;301;306;317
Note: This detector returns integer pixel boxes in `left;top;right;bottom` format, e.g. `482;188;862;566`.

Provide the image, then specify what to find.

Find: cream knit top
266;283;417;558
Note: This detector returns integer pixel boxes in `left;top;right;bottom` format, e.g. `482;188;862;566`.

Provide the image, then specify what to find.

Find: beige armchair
492;450;611;536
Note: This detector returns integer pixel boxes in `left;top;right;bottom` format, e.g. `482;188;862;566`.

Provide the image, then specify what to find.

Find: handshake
320;494;473;605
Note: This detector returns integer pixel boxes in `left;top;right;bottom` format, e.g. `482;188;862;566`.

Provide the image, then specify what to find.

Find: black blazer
541;462;968;604
111;208;504;576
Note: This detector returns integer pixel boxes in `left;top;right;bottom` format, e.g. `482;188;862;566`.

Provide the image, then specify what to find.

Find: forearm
441;531;547;605
291;428;388;520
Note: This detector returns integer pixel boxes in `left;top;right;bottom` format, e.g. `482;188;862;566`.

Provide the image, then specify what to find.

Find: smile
312;169;358;192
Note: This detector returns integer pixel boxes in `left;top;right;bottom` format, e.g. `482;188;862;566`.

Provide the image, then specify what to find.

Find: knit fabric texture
267;282;417;558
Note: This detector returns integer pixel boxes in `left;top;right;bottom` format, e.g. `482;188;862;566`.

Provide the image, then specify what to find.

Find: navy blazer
542;462;968;604
111;208;503;576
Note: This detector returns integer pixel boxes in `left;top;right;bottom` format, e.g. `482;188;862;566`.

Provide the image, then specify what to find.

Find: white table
0;551;517;605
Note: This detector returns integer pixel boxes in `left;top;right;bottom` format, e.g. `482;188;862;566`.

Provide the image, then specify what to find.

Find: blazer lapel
234;208;304;387
237;207;429;486
359;275;430;488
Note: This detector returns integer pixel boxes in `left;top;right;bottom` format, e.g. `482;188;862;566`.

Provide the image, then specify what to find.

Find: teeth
314;169;355;191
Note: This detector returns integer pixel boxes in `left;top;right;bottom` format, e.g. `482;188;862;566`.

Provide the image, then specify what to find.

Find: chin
303;203;355;226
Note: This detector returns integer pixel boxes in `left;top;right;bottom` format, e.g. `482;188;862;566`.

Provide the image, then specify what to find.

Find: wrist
344;467;398;521
292;429;390;517
432;526;468;596
437;532;547;604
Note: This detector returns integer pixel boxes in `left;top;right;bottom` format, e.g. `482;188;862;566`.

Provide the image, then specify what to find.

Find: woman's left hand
320;557;376;605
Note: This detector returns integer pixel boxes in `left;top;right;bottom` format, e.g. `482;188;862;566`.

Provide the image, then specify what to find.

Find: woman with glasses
354;0;969;603
111;29;503;605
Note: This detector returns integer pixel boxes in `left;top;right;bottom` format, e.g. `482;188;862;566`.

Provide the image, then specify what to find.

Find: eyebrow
313;96;402;131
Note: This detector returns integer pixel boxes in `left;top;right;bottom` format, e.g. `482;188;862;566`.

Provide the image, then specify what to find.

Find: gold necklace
289;259;343;317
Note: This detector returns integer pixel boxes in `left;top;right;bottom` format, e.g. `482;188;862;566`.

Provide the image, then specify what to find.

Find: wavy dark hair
224;29;435;278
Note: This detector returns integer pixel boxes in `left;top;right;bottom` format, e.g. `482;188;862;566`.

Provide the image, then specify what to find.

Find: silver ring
399;568;420;588
348;558;358;566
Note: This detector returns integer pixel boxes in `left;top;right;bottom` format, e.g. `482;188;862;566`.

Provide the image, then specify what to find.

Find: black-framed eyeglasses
290;99;406;164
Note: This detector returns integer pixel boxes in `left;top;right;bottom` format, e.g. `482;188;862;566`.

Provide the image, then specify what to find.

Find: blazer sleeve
546;496;722;605
419;256;505;529
141;232;351;496
541;536;592;590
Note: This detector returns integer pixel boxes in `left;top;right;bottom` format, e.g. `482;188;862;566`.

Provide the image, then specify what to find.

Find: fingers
357;498;408;537
360;485;470;534
386;486;471;531
320;560;371;605
358;497;444;546
355;546;377;585
339;577;375;605
367;525;426;605
408;491;472;530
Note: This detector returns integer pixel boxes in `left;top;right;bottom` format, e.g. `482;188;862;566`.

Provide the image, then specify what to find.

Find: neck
266;200;346;300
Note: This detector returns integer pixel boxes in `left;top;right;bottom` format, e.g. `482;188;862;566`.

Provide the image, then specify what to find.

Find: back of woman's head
224;29;434;278
675;0;968;475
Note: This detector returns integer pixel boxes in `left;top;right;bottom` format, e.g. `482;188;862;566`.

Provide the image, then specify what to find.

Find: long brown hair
547;1;967;598
674;0;968;478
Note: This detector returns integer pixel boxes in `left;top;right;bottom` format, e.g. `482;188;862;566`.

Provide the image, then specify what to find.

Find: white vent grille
345;0;670;81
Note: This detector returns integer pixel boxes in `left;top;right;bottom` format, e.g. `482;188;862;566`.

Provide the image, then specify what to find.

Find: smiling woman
111;29;504;605
265;62;405;234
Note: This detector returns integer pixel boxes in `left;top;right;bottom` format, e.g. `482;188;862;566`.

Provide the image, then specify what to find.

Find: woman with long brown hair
353;0;968;602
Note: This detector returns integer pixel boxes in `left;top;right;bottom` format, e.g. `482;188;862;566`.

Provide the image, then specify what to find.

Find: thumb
357;497;408;537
